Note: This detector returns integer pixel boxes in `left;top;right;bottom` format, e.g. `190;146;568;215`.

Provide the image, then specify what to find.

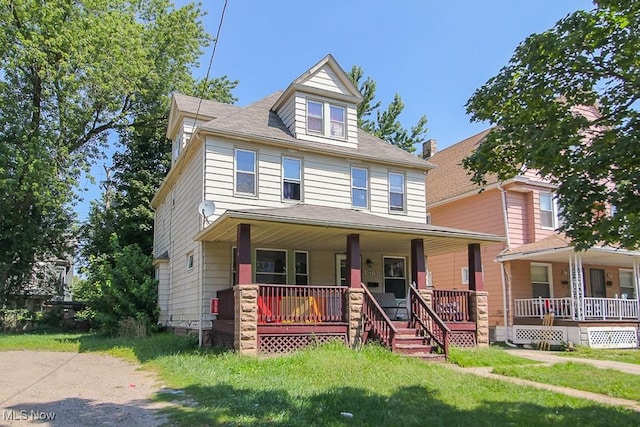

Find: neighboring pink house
425;129;640;349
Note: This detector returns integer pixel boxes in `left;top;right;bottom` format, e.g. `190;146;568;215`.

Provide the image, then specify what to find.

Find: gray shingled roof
182;92;434;170
426;128;497;205
173;92;241;119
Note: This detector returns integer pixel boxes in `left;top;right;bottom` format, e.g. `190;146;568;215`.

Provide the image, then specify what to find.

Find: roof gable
273;54;362;111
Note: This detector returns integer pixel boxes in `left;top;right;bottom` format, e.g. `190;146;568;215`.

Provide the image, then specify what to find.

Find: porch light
366;258;374;268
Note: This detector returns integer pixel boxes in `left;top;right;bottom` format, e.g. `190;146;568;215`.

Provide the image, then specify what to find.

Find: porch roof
497;235;640;267
194;204;503;255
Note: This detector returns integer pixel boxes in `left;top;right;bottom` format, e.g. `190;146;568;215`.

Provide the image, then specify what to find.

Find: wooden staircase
391;321;446;362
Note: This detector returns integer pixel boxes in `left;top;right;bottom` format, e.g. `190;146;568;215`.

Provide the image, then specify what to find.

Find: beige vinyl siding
164;141;204;327
278;96;296;135
156;261;170;322
202;241;232;322
305;66;351;94
292;93;358;147
204;136;427;222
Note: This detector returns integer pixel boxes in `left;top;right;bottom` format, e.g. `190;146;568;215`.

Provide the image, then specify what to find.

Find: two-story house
426;129;640;349
151;55;502;357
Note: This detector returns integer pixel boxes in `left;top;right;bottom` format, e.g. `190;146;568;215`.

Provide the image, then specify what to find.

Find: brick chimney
422;139;437;159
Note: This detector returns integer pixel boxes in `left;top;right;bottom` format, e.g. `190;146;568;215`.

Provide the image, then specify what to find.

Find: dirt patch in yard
0;351;168;426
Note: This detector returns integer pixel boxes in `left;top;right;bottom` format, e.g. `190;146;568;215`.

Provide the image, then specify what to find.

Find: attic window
307;100;323;133
306;99;345;139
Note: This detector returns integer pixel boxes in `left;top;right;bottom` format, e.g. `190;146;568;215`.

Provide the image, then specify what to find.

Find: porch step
393;343;436;354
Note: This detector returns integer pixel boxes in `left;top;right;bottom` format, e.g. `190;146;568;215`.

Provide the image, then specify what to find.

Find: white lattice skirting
512;326;566;345
587;327;638;349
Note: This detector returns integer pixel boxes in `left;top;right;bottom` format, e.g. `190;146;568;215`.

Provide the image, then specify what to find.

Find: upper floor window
329;105;345;137
351;167;368;209
283;157;302;201
235;148;257;196
389;172;405;212
306;99;345;139
540;192;558;229
307;100;323;133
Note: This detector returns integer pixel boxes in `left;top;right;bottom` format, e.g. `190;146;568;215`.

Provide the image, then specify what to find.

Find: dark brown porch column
346;234;361;288
411;238;427;289
468;243;484;291
236;223;252;285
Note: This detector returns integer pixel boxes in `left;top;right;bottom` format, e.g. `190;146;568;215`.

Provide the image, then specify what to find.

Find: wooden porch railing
583;297;639;320
432;289;471;322
409;287;450;358
257;284;348;324
361;284;398;348
217;287;235;321
514;297;573;319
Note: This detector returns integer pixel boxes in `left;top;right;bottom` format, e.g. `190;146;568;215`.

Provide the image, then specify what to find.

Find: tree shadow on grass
157;383;640;426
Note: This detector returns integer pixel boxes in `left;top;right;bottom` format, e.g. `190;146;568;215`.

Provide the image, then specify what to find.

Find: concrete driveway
0;351;167;426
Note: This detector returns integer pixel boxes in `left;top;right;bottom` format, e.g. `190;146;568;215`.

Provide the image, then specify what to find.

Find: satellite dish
198;200;216;224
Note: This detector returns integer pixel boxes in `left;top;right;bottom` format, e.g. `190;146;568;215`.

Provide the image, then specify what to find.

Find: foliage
349;66;429;153
74;235;159;334
464;0;640;250
0;0;211;303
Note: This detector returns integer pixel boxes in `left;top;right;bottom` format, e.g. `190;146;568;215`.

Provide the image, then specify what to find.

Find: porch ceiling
498;246;640;268
195;205;503;255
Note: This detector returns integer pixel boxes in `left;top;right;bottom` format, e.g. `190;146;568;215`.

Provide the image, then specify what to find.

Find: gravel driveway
0;351;168;426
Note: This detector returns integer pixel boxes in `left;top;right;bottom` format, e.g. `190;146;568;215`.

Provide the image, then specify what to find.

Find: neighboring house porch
177;205;501;358
500;236;640;349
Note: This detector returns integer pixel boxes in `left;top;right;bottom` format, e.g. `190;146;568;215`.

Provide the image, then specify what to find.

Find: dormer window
306;99;346;139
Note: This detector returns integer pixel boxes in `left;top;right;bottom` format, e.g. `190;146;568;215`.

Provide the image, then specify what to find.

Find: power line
194;0;229;123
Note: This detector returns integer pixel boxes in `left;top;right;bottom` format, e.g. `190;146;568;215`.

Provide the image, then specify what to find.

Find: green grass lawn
1;333;638;426
557;346;640;365
448;345;538;367
493;361;640;402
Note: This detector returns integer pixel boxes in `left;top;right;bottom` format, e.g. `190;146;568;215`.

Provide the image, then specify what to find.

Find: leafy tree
464;0;640;250
74;235;159;334
349;66;429;153
0;0;210;303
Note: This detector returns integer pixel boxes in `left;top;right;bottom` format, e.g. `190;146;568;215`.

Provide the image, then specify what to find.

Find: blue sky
76;0;594;220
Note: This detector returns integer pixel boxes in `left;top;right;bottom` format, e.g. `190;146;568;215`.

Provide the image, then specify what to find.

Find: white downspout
499;185;517;347
198;134;206;348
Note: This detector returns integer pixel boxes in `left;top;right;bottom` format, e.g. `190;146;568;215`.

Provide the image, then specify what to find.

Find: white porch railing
583;298;639;320
514;297;574;319
514;297;640;320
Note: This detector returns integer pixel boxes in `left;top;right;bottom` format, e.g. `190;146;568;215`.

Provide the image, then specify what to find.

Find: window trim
539;191;558;229
388;171;406;213
186;251;195;271
282;156;303;202
531;262;553;298
234;147;258;197
306;98;347;139
351;166;369;209
461;267;469;285
619;268;635;299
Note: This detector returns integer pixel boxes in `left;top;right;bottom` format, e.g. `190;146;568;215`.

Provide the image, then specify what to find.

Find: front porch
211;283;488;358
512;296;640;349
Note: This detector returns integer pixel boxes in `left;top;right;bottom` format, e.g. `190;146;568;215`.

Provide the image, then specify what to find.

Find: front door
589;269;606;297
383;257;406;299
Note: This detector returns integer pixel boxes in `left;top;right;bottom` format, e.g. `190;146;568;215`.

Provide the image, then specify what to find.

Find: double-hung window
235;148;257;196
307;100;323;133
619;269;636;299
329;105;345;137
307;99;345;138
282;157;302;201
539;191;562;229
294;251;309;285
389;172;405;212
351;167;368;208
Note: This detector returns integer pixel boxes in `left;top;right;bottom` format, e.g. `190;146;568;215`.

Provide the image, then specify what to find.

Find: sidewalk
503;348;640;375
447;349;640;412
